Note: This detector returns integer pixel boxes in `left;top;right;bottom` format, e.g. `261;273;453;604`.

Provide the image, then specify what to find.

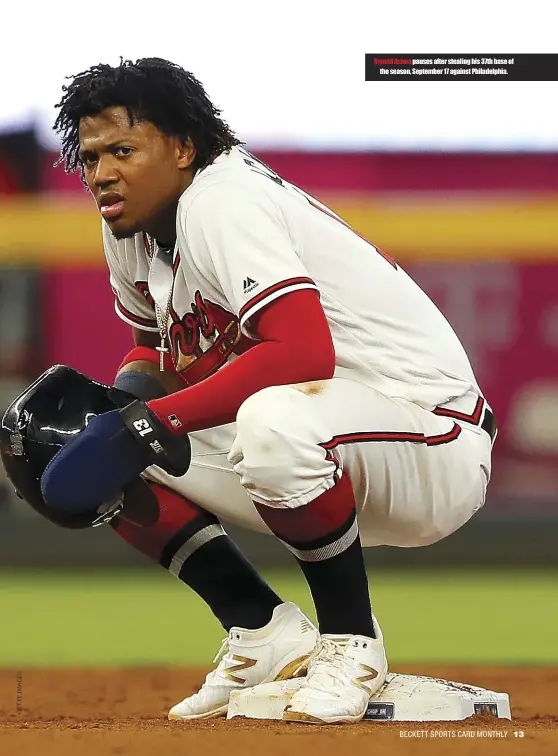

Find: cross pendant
156;339;170;372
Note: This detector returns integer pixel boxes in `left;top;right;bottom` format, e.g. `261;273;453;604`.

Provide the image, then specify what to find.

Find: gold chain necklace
146;235;174;372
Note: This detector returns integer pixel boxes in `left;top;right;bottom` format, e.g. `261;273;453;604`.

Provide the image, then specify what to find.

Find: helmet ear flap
0;365;138;529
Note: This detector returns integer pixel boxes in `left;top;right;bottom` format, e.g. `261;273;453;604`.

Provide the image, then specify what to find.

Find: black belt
481;408;497;442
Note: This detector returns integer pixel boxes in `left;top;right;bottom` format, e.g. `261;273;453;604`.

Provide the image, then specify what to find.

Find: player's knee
230;386;317;501
235;384;301;451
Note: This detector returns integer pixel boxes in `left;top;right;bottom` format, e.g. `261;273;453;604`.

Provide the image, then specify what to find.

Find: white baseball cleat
283;616;388;724
168;602;318;721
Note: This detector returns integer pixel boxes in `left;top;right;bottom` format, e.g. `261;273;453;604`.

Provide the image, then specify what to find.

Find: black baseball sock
112;483;282;631
255;475;375;638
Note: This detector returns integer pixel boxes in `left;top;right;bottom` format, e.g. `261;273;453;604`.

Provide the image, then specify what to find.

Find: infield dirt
1;665;556;755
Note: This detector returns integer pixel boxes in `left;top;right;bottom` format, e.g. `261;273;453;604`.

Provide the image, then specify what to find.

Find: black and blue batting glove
40;401;190;513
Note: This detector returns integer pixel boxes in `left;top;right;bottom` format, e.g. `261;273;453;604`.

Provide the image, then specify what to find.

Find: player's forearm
148;290;335;434
112;342;186;401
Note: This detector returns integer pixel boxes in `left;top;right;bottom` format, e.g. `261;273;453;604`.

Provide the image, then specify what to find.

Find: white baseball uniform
104;146;493;547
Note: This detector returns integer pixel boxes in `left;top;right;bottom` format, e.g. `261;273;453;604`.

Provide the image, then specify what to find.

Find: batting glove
40;401;190;513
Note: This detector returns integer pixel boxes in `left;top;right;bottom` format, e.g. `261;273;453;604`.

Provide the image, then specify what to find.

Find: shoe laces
306;637;352;691
212;637;231;666
312;637;350;664
192;637;233;692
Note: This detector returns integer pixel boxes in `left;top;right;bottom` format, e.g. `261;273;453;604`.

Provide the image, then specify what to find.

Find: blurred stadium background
0;45;556;670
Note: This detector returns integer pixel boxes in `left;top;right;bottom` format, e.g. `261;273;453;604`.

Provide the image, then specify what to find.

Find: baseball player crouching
1;58;497;725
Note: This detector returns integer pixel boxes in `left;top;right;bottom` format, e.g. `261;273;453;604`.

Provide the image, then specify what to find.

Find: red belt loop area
319;395;497;454
433;396;497;442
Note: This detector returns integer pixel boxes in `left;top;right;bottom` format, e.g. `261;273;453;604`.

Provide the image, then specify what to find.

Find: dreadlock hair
54;57;242;178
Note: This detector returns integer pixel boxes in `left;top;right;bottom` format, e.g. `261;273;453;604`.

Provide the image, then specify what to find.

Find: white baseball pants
145;377;492;548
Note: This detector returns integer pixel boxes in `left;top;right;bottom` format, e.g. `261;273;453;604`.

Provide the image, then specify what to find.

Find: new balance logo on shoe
300;618;314;633
243;277;258;294
223;655;257;685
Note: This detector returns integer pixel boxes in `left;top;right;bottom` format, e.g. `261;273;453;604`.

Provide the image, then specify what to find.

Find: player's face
78;106;195;242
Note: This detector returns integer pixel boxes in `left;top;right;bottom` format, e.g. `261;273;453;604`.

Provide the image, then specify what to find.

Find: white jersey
104;146;480;410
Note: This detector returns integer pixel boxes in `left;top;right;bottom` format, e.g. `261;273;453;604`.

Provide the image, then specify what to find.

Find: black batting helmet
0;365;141;529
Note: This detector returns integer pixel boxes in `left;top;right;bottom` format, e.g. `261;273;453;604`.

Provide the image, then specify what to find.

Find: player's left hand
40;401;191;513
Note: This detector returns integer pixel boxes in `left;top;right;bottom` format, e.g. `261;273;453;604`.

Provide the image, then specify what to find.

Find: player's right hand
40;402;190;514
